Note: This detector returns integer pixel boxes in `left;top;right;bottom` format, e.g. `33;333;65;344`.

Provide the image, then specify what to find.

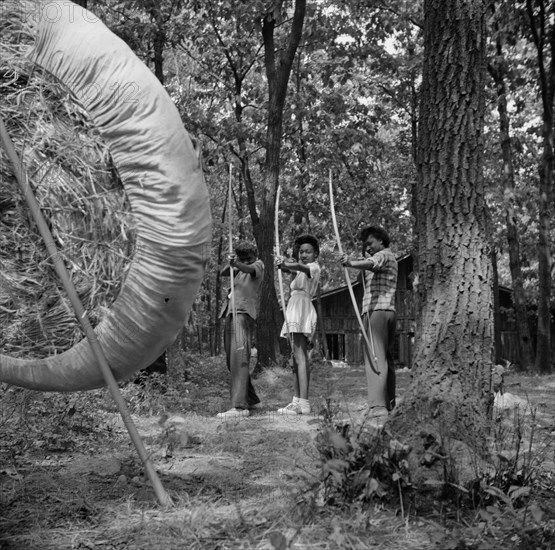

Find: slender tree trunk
213;202;227;357
167;332;184;377
149;4;166;85
488;41;535;370
409;42;420;233
394;0;493;456
222;28;273;366
292;52;328;359
526;0;554;373
295;52;311;230
195;311;202;354
536;148;553;373
204;278;214;355
491;247;502;365
315;285;330;360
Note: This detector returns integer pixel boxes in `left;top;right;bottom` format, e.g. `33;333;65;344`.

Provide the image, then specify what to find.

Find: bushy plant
314;404;412;509
313;395;555;549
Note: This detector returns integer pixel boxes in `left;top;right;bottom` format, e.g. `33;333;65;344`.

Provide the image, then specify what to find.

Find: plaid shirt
361;248;398;314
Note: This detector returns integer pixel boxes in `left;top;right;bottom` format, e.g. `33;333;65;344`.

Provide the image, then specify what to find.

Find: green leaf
327;430;349;451
424;479;445;486
479;509;493;522
529;504;544;522
485;485;512;507
268;531;287;550
508;486;530;501
497;451;515;463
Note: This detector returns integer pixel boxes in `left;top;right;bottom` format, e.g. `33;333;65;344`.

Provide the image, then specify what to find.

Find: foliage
13;0;550;362
0;385;114;462
1;359;554;549
483;1;549;297
1;0;550;362
314;402;412;508
86;0;417;357
447;406;555;548
313;395;555;549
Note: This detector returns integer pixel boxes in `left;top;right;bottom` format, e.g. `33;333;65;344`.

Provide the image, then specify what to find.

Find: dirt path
107;361;388;508
1;360;554;549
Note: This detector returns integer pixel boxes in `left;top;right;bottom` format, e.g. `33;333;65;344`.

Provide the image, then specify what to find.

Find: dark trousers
224;313;260;409
362;311;396;410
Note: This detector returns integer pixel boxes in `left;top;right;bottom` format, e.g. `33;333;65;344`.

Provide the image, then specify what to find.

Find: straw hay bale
1;7;134;358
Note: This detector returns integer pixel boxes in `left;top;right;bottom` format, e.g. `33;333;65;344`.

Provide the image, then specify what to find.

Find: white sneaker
216;408;250;420
277;402;311;416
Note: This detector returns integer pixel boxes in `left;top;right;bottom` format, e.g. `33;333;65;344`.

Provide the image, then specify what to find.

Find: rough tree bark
255;0;307;369
392;0;493;462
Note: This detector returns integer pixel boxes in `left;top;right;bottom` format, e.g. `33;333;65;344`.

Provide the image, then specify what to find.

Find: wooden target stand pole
0;117;173;508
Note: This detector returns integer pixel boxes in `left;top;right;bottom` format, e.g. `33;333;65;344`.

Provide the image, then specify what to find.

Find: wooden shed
315;254;414;366
316;254;519;368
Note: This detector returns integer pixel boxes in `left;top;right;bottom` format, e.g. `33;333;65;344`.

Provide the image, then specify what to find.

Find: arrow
328;169;379;374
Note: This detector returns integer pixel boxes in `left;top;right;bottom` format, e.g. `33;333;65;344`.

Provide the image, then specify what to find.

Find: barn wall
318;256;416;366
316;255;546;369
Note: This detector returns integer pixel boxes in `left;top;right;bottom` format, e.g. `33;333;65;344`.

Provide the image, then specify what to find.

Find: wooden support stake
0;116;173;508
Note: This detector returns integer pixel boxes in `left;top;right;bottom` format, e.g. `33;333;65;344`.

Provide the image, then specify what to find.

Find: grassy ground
1;355;554;549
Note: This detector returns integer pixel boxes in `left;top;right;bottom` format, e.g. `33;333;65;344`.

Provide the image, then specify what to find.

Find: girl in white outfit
275;234;321;415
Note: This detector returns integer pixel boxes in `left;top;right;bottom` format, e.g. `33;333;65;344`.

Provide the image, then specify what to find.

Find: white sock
293;396;300;404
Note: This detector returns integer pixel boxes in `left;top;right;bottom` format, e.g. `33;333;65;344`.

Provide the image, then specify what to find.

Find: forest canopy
1;0;553;372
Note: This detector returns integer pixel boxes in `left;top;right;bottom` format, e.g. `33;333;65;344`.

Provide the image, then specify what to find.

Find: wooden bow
274;184;292;347
328;169;379;374
227;165;238;341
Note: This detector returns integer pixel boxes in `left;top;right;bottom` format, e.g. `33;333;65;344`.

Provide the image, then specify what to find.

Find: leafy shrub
314;404;411;508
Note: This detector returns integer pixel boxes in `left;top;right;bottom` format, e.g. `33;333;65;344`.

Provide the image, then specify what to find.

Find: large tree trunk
256;109;289;366
488;36;535;370
255;0;306;369
393;0;493;457
256;210;283;367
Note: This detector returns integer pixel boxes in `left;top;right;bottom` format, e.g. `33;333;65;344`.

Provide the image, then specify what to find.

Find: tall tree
525;0;554;373
253;0;307;367
395;0;493;452
167;1;309;364
93;0;185;85
488;1;535;370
